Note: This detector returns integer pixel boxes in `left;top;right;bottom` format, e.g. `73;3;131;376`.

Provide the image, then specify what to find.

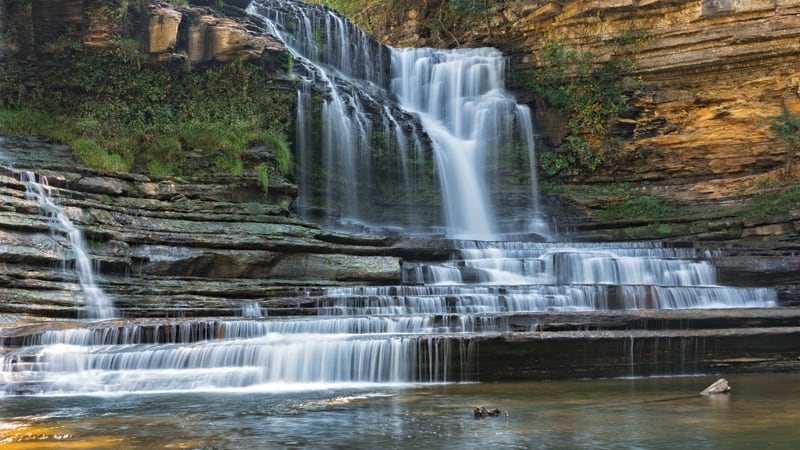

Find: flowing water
249;0;542;237
18;171;115;320
0;0;789;445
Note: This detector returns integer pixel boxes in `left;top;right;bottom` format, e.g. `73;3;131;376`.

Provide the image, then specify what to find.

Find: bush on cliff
0;36;294;181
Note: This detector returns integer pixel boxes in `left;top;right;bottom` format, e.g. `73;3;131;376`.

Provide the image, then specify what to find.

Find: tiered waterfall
0;0;777;396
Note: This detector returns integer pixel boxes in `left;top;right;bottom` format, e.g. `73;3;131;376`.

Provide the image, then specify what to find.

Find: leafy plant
255;162;270;194
529;39;638;176
766;107;800;178
0;34;295;180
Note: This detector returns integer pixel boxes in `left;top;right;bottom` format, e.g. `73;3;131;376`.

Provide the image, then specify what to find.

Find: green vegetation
766;107;800;179
578;183;674;223
529;38;639;177
450;0;501;13
744;184;800;219
310;0;373;17
0;37;294;178
255;163;270;193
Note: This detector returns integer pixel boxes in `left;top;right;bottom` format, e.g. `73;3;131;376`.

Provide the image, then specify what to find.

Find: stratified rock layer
355;0;800;240
0;135;400;318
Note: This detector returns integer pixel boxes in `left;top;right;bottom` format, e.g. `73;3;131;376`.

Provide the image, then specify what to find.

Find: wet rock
700;378;731;395
473;406;502;417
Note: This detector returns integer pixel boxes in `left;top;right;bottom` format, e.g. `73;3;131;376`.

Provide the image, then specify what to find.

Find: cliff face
356;0;800;240
0;0;284;65
0;136;402;318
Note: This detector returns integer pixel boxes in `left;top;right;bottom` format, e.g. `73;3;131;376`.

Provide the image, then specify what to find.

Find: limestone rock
269;254;401;282
700;378;731;395
143;5;182;54
184;13;284;65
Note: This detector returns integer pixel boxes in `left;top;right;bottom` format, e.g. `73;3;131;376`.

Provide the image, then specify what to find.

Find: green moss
596;194;673;222
72;138;129;172
744;184;800;219
0;41;295;179
255;162;270;194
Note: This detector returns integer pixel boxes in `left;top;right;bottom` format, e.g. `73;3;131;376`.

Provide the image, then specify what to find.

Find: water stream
13;169;115;320
0;0;780;419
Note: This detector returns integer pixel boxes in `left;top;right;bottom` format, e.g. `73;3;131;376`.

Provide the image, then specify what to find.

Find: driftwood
473;406;502;417
700;378;731;395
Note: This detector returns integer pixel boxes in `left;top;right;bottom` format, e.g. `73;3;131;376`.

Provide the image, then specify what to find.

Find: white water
20;171;115;319
391;47;542;239
0;2;779;397
250;0;428;232
249;0;543;237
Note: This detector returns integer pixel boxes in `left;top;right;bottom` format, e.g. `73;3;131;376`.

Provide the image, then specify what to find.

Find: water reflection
1;374;798;449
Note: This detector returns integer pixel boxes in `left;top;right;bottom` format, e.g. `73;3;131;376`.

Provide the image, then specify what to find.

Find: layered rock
354;0;800;241
0;135;401;318
1;0;286;65
180;7;285;64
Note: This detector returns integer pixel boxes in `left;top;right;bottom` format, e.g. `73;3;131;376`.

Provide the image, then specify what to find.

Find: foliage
310;0;373;17
72;138;129;172
766;107;800;178
0;39;295;179
590;183;673;222
529;39;638;176
255;162;270;194
598;195;672;221
744;184;800;219
450;0;501;13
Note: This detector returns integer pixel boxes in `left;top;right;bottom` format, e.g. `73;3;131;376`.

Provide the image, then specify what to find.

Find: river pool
1;373;798;449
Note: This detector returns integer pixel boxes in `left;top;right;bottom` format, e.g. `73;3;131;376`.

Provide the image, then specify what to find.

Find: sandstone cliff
353;0;800;241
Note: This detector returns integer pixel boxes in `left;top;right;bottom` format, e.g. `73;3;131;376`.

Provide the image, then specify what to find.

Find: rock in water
473;406;502;417
700;378;732;395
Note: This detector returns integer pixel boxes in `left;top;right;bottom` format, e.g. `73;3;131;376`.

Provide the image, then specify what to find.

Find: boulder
184;13;284;65
142;5;182;54
700;378;731;395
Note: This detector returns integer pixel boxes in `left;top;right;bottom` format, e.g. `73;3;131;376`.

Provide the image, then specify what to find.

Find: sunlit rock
183;12;284;64
142;5;182;54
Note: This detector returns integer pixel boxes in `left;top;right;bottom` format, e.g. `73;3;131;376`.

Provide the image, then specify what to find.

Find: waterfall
0;2;779;397
248;0;542;237
391;47;542;239
249;0;431;233
21;171;115;319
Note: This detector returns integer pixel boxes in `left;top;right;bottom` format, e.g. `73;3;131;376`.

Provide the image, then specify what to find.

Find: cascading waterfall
20;172;116;319
249;0;431;233
0;1;779;396
391;47;544;239
249;0;543;236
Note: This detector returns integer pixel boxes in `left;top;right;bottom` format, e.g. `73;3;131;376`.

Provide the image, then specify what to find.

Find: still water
1;373;798;449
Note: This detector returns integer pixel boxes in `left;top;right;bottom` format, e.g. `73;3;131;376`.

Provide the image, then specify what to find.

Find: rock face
1;0;285;65
182;11;284;64
354;0;800;240
143;5;182;54
0;136;401;318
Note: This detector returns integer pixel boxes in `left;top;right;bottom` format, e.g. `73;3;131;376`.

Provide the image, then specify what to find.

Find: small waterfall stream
0;1;779;396
17;171;115;320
